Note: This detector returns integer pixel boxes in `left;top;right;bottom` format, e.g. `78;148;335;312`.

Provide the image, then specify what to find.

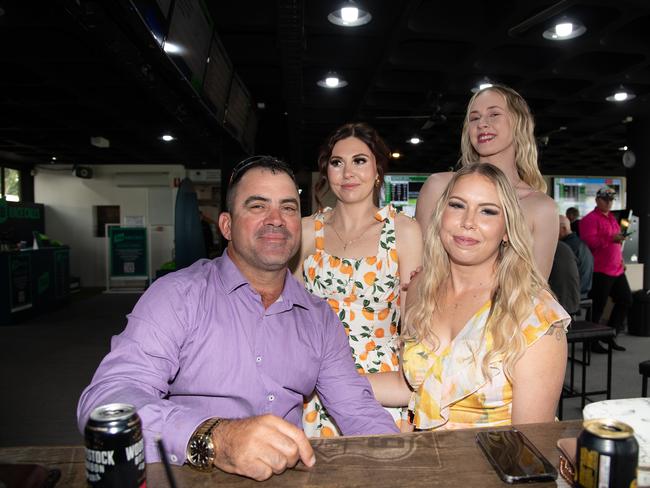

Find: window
1;167;21;202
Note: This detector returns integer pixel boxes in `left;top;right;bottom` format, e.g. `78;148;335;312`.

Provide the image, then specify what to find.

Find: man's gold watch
186;418;223;471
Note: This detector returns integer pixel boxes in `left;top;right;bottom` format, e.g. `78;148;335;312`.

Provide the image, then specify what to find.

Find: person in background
293;122;423;436
78;156;398;481
566;207;581;236
415;85;558;279
369;163;569;430
580;186;632;353
549;238;581;317
559;214;593;298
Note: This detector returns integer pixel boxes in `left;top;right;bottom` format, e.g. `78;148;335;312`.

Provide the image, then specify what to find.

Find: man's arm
314;307;399;435
579;214;604;252
77;277;208;465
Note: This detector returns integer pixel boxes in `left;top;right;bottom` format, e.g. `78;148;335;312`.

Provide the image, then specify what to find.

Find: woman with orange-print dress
293;123;423;437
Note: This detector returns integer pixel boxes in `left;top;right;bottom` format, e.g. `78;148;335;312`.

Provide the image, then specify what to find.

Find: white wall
34;164;185;287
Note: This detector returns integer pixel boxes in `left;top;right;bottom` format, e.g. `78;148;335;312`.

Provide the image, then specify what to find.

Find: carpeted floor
0;289;648;447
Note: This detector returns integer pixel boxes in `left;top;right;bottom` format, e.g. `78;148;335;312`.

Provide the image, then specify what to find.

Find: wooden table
0;420;582;487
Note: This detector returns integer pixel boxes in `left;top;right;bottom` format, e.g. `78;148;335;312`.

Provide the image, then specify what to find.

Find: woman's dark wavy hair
314;122;390;210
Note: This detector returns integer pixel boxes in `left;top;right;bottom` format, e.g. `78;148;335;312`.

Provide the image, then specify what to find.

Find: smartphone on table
476;429;558;483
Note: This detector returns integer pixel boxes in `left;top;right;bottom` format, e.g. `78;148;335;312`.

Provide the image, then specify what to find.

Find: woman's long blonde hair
402;163;549;380
460;85;546;193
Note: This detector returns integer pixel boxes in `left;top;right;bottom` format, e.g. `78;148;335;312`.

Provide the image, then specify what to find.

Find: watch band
186;417;224;470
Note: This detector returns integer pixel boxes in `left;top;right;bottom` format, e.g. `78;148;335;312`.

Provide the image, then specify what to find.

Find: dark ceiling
1;0;649;176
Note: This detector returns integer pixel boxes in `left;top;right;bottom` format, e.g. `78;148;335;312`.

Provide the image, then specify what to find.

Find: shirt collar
215;250;311;310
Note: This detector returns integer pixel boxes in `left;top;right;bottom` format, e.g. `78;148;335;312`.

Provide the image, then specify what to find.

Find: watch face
189;436;214;468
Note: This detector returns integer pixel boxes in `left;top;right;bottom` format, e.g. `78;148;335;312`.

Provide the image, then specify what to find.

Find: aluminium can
84;403;146;487
575;418;638;488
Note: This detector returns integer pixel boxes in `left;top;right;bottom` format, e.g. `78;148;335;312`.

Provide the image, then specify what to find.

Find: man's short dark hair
225;155;298;212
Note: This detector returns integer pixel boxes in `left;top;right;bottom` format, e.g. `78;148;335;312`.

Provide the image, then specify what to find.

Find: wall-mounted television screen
552;176;626;218
381;174;430;217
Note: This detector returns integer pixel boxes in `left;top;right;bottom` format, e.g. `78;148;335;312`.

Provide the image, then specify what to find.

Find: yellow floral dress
302;205;402;437
402;291;570;430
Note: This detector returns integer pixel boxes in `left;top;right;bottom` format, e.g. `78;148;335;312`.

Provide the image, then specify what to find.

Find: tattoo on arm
545;324;565;341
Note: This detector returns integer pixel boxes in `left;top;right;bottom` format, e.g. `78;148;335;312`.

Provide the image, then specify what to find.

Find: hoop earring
375;176;381;188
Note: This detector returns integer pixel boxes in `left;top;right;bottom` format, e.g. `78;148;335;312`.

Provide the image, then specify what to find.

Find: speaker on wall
74;166;93;179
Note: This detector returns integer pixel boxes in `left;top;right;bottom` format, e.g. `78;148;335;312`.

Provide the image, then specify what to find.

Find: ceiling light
51;156;57;161
619;146;628;151
471;77;494;93
606;89;636;102
257;102;266;109
90;136;110;148
408;137;421;145
543;18;586;40
328;1;372;27
161;134;175;142
391;152;401;159
317;72;348;89
162;42;183;55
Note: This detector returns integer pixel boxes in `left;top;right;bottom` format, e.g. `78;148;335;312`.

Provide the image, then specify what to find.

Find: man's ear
218;212;232;241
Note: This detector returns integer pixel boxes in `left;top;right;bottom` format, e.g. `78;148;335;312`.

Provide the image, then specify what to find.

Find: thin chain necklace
328;213;375;251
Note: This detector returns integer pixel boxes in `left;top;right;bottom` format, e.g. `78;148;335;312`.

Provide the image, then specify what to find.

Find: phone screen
476;429;558;483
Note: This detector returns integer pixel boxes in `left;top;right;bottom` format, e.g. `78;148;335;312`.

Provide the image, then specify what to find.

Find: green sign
9;254;32;312
108;227;148;278
0;198;41;224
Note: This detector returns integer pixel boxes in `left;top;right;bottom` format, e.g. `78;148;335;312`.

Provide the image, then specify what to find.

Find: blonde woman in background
370;163;569;430
415;85;558;278
294;122;423;437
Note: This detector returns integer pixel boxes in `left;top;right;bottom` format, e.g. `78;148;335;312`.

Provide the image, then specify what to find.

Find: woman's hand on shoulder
414;172;454;234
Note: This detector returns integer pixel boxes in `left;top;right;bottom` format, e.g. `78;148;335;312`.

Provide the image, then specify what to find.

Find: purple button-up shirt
77;251;397;465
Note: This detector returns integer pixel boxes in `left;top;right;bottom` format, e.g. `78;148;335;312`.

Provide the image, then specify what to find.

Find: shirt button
256;356;262;363
268;394;275;402
170;454;178;463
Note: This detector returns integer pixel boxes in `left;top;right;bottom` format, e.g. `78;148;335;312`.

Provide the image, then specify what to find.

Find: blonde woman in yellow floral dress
293;122;423;437
368;163;569;430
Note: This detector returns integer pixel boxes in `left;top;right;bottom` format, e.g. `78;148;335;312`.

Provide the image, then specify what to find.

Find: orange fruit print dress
301;205;403;437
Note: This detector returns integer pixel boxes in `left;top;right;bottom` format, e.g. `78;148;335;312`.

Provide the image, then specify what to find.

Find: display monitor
381;174;430;217
553;176;626;217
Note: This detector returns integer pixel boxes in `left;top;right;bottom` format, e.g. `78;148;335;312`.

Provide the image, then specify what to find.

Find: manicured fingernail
308;455;316;466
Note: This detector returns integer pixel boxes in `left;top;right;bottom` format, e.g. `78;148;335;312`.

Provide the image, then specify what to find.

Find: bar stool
640;360;650;397
558;320;615;420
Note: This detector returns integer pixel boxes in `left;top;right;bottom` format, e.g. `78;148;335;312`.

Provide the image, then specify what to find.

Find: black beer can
84;403;146;487
575;418;638;488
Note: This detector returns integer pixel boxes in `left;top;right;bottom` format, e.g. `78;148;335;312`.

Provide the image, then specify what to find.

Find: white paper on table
583;397;650;486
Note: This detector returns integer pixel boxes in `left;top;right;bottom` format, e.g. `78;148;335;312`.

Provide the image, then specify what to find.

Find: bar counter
0;420;582;487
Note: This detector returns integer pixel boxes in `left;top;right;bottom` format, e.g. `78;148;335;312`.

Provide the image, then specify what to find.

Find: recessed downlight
543;18;587;40
317;72;348;89
161;134;175;142
327;1;372;27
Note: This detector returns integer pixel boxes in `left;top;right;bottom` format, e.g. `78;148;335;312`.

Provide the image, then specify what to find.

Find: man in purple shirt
77;156;398;481
580;186;632;353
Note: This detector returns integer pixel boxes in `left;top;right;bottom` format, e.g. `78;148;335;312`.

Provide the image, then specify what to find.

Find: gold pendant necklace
329;220;373;251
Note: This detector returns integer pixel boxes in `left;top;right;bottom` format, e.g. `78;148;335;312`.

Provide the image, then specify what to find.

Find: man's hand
211;414;315;481
613;233;626;243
